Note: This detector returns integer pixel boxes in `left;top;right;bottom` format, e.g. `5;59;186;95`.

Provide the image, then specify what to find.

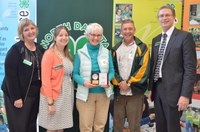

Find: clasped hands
119;81;130;90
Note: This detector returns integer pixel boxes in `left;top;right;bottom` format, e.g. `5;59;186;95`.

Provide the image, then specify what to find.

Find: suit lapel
154;34;162;65
163;28;178;63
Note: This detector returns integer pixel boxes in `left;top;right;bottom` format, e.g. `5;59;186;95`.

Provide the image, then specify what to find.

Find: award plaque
99;73;108;85
91;73;99;85
91;73;108;85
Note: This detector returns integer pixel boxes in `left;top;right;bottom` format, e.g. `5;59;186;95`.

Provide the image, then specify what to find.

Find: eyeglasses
90;33;102;38
158;14;173;18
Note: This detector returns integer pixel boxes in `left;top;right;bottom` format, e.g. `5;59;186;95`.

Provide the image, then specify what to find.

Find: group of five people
1;5;197;132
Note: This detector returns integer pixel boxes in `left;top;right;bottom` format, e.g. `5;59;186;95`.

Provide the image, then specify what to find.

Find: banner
0;0;37;85
37;0;113;59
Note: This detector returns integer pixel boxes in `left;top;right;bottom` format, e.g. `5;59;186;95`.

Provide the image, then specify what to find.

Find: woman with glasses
73;23;114;132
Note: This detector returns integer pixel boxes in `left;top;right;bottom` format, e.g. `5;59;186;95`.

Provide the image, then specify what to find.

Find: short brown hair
121;19;135;29
158;5;176;18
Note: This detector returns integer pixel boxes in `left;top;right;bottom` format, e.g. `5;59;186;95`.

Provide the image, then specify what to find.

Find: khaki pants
76;93;110;132
113;94;144;132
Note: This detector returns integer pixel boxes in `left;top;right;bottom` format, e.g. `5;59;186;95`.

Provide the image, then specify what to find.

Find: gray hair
84;23;103;39
18;18;38;41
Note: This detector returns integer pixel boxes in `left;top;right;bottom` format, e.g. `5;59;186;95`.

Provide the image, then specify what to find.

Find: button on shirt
116;41;137;95
158;26;174;78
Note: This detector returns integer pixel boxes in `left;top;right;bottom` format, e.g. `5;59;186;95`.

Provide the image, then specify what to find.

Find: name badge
23;59;32;66
54;64;63;70
129;53;134;59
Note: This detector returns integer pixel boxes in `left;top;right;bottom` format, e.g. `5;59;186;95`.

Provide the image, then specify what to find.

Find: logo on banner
40;21;110;57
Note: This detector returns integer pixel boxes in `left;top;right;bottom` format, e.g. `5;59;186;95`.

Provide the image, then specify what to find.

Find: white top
116;41;137;96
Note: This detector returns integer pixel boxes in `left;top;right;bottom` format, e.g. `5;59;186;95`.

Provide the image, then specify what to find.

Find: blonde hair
18;18;38;41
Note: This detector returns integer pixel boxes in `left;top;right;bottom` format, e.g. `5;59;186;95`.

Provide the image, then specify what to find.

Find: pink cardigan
40;48;64;100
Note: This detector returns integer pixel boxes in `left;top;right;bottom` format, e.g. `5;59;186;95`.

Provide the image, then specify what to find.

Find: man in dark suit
148;5;197;132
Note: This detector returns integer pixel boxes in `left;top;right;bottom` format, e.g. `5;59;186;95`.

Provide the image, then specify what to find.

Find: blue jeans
186;121;194;132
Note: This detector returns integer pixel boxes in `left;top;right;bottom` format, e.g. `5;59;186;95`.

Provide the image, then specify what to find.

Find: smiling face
22;24;38;42
85;23;103;46
158;8;175;32
88;29;102;46
117;8;122;16
54;28;69;48
121;22;135;45
125;6;130;12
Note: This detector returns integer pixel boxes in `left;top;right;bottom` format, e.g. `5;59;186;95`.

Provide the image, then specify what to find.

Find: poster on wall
0;0;36;130
183;0;200;100
112;0;183;46
172;1;200;131
183;0;200;49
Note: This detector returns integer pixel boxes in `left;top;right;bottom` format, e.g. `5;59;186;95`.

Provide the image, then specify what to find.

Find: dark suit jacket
149;28;197;107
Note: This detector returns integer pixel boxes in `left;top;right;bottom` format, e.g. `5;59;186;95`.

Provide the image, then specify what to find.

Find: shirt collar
122;40;135;47
162;26;174;38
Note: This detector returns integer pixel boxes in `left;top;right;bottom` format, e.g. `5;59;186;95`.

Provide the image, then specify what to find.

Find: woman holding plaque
1;18;45;132
73;23;114;132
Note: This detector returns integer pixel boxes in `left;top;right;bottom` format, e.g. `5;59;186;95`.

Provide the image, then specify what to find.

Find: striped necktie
154;33;167;82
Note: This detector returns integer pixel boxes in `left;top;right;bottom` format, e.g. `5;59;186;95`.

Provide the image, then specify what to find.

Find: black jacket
2;41;45;102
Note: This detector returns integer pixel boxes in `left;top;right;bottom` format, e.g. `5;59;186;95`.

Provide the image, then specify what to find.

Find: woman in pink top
38;25;74;132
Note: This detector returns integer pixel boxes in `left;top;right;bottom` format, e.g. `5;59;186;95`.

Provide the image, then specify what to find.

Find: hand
180;121;186;127
177;96;189;111
14;99;23;108
149;114;155;120
119;81;129;90
148;91;152;101
101;82;110;89
48;105;56;115
84;81;98;88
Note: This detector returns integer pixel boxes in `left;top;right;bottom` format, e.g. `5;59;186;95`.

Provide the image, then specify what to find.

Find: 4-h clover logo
19;0;29;9
166;4;175;9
